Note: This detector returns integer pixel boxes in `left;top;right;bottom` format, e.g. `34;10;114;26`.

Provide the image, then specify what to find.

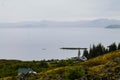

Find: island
106;24;120;28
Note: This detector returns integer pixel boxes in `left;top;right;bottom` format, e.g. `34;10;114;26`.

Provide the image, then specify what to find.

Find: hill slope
1;50;120;80
80;50;120;79
37;50;120;80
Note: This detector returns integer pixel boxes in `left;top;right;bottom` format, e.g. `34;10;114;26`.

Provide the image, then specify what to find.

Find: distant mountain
106;24;120;28
0;22;47;28
0;19;120;28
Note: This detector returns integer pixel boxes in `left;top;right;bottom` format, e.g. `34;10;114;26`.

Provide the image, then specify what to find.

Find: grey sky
0;0;120;22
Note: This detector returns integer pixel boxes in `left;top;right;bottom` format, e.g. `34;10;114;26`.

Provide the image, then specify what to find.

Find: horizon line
0;18;120;23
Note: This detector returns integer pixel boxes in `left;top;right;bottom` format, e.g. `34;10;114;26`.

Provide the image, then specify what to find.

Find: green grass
37;50;120;79
1;50;120;80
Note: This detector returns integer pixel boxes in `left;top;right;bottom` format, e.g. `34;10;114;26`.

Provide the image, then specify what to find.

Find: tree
88;43;106;58
83;49;89;59
96;43;106;55
108;43;117;52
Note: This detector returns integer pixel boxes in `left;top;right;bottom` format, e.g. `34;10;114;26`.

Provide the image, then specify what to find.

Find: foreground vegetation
0;43;120;80
36;50;120;80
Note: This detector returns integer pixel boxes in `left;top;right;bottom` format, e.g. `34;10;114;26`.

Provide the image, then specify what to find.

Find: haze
0;0;120;22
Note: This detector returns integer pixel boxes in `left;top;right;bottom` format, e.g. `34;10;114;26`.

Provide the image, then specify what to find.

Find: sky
0;0;120;22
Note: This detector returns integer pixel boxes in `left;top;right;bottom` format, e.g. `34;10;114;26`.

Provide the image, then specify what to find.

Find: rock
113;57;120;63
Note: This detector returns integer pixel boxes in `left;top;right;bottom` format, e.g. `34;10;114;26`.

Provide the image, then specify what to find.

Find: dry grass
37;50;120;79
79;50;120;77
81;50;120;67
0;77;12;80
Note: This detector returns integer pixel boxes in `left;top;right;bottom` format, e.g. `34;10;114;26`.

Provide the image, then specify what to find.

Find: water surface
0;27;119;60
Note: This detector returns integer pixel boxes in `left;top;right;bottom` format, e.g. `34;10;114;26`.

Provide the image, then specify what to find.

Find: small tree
88;43;106;58
64;66;85;80
108;43;117;52
83;49;89;59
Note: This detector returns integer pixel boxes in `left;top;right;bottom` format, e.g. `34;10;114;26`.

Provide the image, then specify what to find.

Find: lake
0;27;120;60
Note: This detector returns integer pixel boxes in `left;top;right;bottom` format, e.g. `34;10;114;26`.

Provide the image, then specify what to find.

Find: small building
72;56;87;61
18;68;36;75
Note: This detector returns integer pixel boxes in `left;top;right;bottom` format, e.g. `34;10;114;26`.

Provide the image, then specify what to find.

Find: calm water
0;27;120;60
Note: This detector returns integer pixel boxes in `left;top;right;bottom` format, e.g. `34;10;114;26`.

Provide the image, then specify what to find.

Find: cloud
0;0;120;22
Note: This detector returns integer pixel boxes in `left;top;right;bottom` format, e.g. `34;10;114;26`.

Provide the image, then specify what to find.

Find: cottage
18;68;36;75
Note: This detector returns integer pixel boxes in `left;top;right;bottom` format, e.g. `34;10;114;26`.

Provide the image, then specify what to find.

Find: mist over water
0;27;120;60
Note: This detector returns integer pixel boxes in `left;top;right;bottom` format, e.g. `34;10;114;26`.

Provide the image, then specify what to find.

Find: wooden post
78;49;80;59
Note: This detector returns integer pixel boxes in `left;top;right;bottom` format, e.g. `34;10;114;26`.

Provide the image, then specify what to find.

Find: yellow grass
81;50;120;67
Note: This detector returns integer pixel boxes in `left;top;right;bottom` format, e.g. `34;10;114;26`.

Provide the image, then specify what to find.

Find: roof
18;68;32;73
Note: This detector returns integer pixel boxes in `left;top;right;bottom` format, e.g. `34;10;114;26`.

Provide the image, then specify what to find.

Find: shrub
64;66;85;80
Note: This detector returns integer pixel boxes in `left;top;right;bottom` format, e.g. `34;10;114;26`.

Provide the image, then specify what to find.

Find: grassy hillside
37;50;120;80
80;50;120;79
0;50;120;80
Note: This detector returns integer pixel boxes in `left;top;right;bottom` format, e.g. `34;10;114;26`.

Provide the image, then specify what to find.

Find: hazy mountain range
0;19;120;28
106;24;120;28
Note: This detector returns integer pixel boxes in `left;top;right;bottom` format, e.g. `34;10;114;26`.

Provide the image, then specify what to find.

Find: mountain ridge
0;19;120;28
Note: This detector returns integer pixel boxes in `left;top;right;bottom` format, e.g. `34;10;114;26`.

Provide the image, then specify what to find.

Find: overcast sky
0;0;120;22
